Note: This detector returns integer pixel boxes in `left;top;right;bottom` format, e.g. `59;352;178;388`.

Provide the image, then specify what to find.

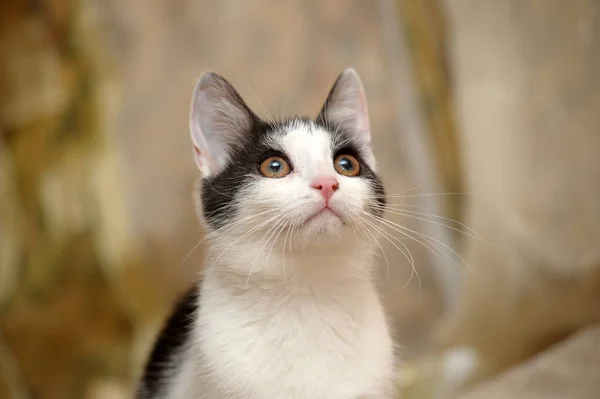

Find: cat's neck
193;236;393;399
203;237;376;292
199;238;381;338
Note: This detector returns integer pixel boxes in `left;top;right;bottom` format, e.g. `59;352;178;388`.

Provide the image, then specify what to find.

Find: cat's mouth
303;207;342;225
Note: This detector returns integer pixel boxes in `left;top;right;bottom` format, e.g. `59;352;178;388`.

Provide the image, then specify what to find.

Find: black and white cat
137;68;397;398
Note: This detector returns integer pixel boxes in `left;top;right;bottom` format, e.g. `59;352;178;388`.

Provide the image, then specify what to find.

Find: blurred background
1;1;599;399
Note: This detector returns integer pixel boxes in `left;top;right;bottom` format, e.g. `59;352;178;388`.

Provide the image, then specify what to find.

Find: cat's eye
334;154;360;177
259;156;291;178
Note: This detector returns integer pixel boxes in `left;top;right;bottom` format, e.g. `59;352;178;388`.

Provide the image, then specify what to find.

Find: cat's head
190;68;385;251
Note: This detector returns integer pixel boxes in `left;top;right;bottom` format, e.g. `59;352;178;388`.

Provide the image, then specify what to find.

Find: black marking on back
137;285;199;398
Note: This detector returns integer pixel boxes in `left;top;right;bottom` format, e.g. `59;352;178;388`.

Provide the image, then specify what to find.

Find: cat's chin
302;207;343;227
293;214;362;249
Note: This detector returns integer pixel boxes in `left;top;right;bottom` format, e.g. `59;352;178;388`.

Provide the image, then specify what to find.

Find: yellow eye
259;156;291;178
334;154;360;177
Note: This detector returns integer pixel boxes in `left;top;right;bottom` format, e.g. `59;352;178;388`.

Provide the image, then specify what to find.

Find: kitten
137;68;397;398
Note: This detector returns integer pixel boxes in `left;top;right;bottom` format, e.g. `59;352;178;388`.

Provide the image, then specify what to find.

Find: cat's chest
196;288;393;398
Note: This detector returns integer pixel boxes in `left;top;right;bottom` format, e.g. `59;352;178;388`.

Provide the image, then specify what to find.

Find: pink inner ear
192;144;219;174
193;145;204;171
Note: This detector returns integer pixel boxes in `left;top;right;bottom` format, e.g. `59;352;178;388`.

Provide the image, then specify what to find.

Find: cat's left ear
317;68;371;146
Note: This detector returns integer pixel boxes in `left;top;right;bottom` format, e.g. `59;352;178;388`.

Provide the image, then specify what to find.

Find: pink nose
310;177;339;201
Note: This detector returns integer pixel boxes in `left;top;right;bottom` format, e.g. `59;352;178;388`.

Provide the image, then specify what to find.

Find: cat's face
190;69;384;250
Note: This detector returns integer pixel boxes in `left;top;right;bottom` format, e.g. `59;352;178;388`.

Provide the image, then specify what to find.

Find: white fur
164;253;396;398
185;248;396;398
161;120;397;398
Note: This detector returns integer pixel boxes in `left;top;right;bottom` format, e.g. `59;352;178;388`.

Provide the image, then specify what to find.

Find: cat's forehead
264;119;340;160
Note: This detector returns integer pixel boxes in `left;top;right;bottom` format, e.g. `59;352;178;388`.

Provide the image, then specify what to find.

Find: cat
136;68;398;399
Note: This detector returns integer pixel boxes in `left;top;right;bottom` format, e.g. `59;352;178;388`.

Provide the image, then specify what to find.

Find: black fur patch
137;285;199;398
200;118;278;230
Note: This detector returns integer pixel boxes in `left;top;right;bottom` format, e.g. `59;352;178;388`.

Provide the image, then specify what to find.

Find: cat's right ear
189;71;256;177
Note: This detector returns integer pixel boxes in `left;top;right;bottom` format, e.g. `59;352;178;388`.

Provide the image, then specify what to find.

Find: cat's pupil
339;158;352;170
270;160;282;172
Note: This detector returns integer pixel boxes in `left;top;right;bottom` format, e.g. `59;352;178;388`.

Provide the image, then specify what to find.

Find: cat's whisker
378;183;424;197
246;211;295;292
257;220;286;311
360;214;416;267
371;203;483;239
207;213;284;277
357;219;419;295
349;217;370;248
217;209;279;233
377;192;471;198
400;183;424;194
281;219;292;279
370;212;469;275
354;216;391;286
246;218;286;289
367;204;493;246
289;219;298;254
357;215;420;293
180;237;209;272
209;209;280;239
362;211;468;280
364;211;450;261
357;218;391;286
205;205;278;235
262;220;290;313
266;219;290;274
180;209;280;272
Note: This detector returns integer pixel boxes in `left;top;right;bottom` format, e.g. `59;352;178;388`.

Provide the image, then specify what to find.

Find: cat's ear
317;68;371;145
189;71;257;176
